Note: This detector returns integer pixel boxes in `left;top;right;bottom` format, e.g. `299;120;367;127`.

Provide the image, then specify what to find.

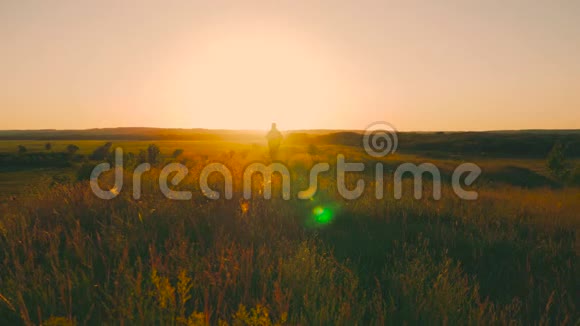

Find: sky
1;0;579;131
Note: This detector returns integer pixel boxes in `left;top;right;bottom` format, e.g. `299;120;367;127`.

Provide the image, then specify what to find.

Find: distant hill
0;128;264;142
286;130;580;158
0;128;578;158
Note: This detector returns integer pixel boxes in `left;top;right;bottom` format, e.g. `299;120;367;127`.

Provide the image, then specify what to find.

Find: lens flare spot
312;205;333;225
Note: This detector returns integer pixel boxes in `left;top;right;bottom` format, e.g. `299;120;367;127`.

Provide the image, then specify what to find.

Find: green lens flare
312;205;333;225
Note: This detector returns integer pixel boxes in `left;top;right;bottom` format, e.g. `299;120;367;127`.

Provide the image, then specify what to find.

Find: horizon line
1;127;579;133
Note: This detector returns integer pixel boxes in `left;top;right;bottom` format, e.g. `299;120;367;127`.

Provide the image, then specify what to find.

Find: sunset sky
1;1;579;131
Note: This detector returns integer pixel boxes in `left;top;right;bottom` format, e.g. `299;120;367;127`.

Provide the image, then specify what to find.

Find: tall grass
0;148;577;325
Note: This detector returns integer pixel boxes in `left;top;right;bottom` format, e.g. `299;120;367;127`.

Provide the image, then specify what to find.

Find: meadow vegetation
0;131;578;325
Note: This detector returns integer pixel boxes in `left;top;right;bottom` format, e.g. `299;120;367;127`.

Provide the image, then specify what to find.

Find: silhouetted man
266;123;283;159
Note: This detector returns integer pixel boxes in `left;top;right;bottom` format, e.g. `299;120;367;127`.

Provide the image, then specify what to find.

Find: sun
161;23;349;130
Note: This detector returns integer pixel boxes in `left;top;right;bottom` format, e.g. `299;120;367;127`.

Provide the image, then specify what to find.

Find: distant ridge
0;128;578;158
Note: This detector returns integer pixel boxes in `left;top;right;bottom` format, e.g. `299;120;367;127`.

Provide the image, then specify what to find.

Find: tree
124;152;136;168
45;142;52;151
18;145;27;154
90;142;113;161
67;144;80;154
546;141;571;181
307;144;319;156
147;144;161;164
172;149;184;158
138;149;148;164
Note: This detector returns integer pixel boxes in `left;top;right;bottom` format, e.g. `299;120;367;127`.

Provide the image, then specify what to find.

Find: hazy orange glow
0;2;579;130
162;24;358;130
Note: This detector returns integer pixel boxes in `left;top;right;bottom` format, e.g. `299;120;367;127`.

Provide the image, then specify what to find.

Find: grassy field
0;140;256;199
0;136;578;325
0;140;256;156
0;139;568;199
